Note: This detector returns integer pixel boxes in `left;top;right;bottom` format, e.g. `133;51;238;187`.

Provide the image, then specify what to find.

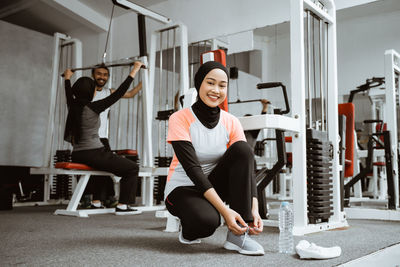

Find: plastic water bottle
279;201;294;253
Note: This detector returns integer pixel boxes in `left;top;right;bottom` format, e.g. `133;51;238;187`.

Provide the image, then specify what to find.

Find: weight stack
154;156;172;204
52;150;73;200
306;129;334;224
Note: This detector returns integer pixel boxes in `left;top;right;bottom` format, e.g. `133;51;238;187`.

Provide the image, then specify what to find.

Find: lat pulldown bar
61;63;146;77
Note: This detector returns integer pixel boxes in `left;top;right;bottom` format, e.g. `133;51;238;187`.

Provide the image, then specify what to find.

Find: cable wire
103;4;116;63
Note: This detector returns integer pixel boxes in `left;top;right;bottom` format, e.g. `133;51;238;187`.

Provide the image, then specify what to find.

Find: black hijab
64;77;95;144
192;61;229;129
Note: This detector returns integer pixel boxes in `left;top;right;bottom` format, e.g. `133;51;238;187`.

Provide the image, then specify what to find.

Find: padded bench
54;162;119;217
30;161;168;217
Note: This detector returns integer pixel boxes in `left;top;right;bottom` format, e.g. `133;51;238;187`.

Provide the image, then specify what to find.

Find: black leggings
165;141;255;241
83;138;116;201
72;147;139;205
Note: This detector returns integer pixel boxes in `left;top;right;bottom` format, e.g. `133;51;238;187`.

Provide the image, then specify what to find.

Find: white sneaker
223;229;265;256
178;230;201;245
296;240;341;259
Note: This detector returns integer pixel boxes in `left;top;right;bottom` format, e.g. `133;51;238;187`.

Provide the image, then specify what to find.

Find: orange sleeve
221;111;246;147
167;109;194;143
228;116;246;146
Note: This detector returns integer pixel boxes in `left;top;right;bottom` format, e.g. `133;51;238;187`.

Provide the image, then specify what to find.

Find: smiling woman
163;61;265;256
198;69;228;108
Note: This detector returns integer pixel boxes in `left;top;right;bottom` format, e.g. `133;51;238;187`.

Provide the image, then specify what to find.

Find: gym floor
1;205;399;266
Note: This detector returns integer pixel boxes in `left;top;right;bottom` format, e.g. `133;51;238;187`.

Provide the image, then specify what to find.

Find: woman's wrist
251;197;259;212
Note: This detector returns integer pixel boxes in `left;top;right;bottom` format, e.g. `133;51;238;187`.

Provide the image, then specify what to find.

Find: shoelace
241;228;250;248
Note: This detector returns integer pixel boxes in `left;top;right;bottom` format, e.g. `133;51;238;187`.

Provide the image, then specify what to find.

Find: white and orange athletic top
164;107;246;198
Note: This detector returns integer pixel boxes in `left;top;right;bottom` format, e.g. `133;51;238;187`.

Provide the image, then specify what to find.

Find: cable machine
344;49;400;221
148;22;189;204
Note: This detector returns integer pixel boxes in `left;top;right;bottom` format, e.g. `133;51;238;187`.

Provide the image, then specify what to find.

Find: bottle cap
281;201;289;207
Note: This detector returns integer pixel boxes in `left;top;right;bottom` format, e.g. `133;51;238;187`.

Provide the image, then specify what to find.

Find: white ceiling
0;0;168;35
2;0;400;37
253;0;400;38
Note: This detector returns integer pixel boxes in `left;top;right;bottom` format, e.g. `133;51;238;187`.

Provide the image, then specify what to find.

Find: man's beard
95;78;107;88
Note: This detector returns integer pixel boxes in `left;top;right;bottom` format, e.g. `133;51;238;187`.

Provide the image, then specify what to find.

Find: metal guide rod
307;11;313;128
172;28;176;109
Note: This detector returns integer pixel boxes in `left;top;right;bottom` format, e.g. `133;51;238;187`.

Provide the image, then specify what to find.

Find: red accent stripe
166;197;174;206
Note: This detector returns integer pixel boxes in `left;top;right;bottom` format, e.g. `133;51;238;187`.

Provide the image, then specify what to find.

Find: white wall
337;9;400;95
0;21;53;167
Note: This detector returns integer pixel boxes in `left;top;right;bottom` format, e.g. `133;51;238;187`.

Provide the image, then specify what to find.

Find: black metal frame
254;82;290;219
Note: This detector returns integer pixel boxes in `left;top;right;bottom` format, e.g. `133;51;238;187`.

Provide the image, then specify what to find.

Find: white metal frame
345;49;400;220
289;0;347;236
